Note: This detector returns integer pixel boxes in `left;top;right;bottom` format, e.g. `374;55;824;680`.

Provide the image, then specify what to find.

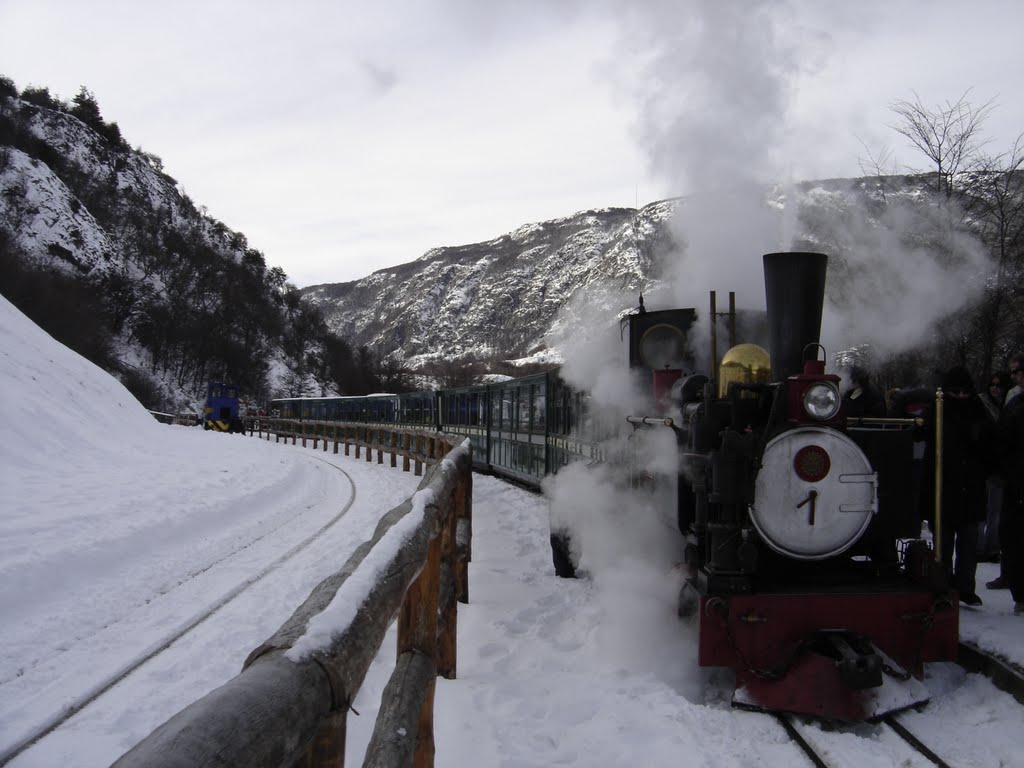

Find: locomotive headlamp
802;382;840;420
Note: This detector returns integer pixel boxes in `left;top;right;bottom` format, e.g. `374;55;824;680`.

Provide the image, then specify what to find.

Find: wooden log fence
113;435;473;768
249;419;450;477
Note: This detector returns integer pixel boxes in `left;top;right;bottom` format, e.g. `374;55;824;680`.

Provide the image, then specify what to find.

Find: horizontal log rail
251;418;454;477
113;437;473;768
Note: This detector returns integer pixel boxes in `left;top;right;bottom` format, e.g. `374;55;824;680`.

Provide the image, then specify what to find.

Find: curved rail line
777;712;954;768
727;634;1024;766
773;641;1024;768
0;454;357;767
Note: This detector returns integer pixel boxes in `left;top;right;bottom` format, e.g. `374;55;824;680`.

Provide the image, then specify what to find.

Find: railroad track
0;455;356;767
778;711;951;767
776;641;1024;768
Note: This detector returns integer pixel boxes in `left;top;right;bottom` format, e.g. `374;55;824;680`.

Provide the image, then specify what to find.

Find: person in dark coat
843;366;886;418
923;365;991;606
996;354;1024;613
980;371;1011;573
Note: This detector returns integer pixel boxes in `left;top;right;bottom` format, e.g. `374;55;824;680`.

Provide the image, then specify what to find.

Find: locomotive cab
628;306;697;410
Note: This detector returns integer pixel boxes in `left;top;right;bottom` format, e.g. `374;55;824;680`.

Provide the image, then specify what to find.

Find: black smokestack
763;252;827;380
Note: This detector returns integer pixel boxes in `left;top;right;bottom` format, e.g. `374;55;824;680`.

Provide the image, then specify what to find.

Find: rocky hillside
0;79;346;409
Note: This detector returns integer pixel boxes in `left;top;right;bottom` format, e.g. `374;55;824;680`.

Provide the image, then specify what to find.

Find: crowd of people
855;356;1024;614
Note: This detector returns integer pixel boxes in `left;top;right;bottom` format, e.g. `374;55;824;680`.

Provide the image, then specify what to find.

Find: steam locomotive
628;252;958;721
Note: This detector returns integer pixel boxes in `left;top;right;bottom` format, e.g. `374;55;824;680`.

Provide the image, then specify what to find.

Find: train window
518;389;531;431
492;391;503;428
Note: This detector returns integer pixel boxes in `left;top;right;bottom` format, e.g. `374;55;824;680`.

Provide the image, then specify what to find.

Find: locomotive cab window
639;323;688;370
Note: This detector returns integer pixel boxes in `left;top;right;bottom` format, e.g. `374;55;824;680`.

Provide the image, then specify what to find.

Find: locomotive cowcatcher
627;252;958;721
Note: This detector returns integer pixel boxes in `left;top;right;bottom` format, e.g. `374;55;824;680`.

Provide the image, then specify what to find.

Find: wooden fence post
366;428;373;463
294;711;346;768
455;471;472;604
395;525;440;767
403;433;411;472
437;495;458;681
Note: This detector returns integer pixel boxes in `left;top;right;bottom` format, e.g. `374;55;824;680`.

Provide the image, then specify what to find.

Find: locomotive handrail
626;415;676;428
844;417;926;428
113;439;473;768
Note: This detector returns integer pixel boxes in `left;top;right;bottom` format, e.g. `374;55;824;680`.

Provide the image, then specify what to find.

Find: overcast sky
2;0;1022;287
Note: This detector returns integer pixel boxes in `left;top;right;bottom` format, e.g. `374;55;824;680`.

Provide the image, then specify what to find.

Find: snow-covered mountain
301;172;971;372
302;200;680;369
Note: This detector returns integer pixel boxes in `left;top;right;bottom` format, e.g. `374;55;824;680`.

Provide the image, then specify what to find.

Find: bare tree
964;136;1024;372
889;89;995;200
855;136;898;204
968;136;1024;274
886;91;1014;379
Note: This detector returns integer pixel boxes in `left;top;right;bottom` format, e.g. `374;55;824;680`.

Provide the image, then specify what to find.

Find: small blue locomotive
203;382;244;433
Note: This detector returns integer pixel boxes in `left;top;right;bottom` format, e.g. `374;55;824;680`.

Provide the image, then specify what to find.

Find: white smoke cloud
609;1;994;369
545;286;643;415
542;438;705;697
543;3;811;696
818;195;992;363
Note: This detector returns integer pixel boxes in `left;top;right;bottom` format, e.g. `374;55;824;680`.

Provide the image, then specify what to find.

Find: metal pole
710;290;718;378
728;291;736;349
933;388;944;564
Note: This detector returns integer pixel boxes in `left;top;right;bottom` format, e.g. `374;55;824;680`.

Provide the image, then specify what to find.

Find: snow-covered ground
2;293;1023;768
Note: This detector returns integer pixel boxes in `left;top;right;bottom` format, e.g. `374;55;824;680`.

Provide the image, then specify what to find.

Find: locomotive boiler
628;252;958;721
